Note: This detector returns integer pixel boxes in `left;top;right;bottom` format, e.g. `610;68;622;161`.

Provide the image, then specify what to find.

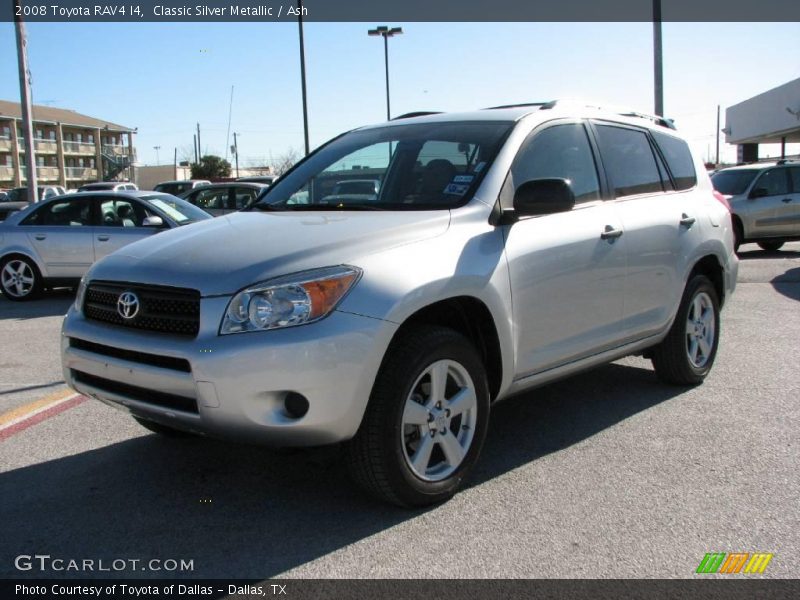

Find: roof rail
540;99;677;130
776;158;800;165
391;111;442;120
483;102;549;110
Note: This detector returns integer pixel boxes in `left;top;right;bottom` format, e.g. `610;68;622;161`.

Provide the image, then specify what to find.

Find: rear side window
753;169;790;197
788;168;800;193
594;125;663;197
652;131;697;190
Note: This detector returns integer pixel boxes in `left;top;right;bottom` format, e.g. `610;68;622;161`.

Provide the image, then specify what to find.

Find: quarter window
511;123;601;203
652;131;697;190
594;125;664;197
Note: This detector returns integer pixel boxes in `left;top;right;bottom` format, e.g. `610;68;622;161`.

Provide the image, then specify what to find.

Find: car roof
716;162;784;172
156;180;209;185
186;182;268;189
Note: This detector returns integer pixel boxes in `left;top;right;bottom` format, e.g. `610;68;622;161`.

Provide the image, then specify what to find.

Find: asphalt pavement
0;242;798;579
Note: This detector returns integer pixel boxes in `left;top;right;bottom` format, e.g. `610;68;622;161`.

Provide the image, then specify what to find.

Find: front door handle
680;214;696;227
782;198;793;203
34;234;46;240
600;225;624;240
97;235;110;242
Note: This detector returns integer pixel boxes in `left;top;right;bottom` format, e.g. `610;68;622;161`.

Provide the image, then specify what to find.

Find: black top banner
4;0;800;22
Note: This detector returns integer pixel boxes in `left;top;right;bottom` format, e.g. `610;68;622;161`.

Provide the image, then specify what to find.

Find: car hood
88;210;451;296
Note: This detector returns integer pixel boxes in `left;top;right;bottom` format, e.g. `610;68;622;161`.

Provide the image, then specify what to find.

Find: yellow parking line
0;387;78;428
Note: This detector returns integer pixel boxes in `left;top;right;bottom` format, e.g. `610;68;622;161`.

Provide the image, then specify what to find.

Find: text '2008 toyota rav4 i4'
61;101;738;507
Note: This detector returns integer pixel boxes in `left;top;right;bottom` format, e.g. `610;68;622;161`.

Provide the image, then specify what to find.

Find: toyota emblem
117;291;140;320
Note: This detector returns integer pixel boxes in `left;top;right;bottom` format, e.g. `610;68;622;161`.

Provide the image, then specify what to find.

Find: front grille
84;281;200;337
73;370;199;414
69;338;192;373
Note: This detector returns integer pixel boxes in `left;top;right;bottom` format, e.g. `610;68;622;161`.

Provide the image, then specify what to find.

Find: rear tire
757;241;784;252
732;219;744;254
1;256;42;301
651;275;720;386
346;326;490;507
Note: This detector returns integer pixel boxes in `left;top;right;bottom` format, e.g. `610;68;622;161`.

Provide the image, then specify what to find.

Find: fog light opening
284;392;309;419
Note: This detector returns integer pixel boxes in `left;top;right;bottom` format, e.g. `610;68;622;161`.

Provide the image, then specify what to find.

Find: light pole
298;0;310;156
653;0;663;116
368;25;403;121
153;145;161;165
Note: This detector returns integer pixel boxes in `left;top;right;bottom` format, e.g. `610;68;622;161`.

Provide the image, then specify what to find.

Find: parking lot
1;242;798;579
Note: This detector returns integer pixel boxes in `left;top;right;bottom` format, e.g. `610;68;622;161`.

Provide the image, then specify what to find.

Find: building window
0;125;10;139
87;133;94;144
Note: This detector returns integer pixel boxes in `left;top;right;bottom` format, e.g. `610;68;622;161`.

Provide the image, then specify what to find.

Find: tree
191;155;231;179
269;148;301;176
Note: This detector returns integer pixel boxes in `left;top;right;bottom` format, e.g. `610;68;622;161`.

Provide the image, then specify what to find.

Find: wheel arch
687;254;726;308
384;296;504;402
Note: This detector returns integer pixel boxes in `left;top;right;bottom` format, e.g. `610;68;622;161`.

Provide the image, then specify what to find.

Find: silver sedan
0;191;212;301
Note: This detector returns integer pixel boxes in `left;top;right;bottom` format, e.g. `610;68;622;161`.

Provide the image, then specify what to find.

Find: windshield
141;193;213;224
255;121;514;211
711;169;759;195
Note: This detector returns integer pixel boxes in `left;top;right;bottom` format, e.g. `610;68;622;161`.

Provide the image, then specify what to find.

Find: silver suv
711;160;800;252
61;102;738;506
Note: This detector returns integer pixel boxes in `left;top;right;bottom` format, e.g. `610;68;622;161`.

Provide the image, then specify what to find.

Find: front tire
651;275;720;385
1;256;42;301
757;241;784;252
347;326;490;507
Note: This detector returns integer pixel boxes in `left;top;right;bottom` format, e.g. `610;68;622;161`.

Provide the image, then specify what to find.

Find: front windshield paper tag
444;183;470;196
473;162;486;173
453;175;474;184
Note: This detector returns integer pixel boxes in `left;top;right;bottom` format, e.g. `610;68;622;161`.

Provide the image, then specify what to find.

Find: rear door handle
34;234;46;240
600;225;623;240
782;198;793;203
680;214;696;227
97;235;110;241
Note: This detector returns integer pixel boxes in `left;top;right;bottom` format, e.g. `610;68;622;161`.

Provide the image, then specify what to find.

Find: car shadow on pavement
0;362;683;579
771;266;800;301
0;288;75;320
736;247;800;260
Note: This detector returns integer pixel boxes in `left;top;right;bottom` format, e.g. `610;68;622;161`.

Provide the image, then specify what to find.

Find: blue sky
1;21;798;166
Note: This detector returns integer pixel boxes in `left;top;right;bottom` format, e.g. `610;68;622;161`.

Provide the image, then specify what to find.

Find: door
784;167;800;236
22;196;95;278
94;196;161;261
504;122;627;377
594;124;700;339
746;168;792;238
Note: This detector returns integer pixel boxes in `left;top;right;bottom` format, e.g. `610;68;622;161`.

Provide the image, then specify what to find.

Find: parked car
0;186;67;221
78;182;139;192
153;180;211;195
321;179;381;204
0;191;211;300
61;102;737;506
236;175;275;185
180;182;269;216
710;160;800;252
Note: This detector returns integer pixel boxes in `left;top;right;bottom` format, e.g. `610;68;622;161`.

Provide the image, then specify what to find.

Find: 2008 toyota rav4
61;101;738;506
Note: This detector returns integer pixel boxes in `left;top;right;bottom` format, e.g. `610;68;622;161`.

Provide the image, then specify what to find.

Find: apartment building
0;100;135;190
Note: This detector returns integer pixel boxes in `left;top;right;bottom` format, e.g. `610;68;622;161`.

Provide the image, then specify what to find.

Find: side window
790;168;800;193
22;199;93;226
99;198;147;227
594;125;664;197
191;188;228;209
233;187;258;209
652;131;697;190
753;169;790;197
511;123;601;203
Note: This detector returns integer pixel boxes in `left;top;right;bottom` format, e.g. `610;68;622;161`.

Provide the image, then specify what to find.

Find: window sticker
473;161;486;173
452;174;474;184
443;183;470;196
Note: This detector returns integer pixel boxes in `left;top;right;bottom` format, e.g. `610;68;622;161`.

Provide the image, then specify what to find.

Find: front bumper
61;298;396;446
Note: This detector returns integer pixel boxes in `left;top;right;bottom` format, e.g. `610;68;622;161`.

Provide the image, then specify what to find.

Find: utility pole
232;132;239;178
173;147;177;178
14;1;38;202
153;145;161;165
196;123;202;160
193;134;198;164
653;0;663;117
715;105;720;166
298;0;310;155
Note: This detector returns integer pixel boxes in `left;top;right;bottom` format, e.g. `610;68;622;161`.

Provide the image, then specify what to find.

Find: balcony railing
63;141;97;155
65;166;98;179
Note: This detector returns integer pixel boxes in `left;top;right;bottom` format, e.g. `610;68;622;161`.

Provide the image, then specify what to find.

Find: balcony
0;166;14;180
63;141;97;155
0;137;11;151
65;166;98;180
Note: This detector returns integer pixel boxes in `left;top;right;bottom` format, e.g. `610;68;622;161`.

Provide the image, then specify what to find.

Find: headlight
220;266;361;334
74;277;87;313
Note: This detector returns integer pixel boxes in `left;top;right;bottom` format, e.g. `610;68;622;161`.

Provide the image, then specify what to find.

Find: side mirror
514;178;576;217
749;187;768;199
142;215;165;228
